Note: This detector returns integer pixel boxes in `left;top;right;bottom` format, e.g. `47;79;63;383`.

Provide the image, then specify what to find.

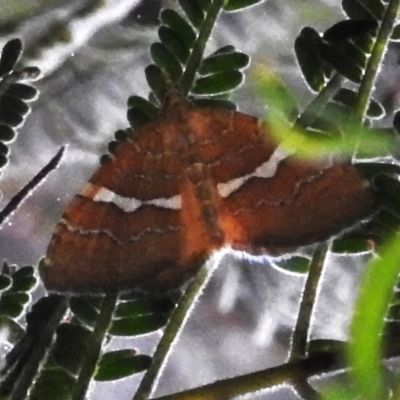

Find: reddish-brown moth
41;91;373;293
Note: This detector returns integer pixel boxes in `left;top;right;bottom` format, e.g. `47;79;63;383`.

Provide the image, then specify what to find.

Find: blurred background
0;1;397;399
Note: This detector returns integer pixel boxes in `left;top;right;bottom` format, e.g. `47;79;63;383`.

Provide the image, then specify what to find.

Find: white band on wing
80;183;182;213
217;146;290;198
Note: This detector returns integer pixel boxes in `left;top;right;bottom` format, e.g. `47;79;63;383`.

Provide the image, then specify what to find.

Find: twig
154;350;339;400
0;146;65;227
5;296;69;400
295;73;343;130
152;342;400;400
179;0;225;96
291;379;320;400
133;266;209;400
71;291;118;400
289;243;329;361
353;0;400;122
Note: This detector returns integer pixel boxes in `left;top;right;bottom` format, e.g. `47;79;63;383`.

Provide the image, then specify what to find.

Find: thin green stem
133;266;209;400
289;243;329;361
7;296;69;400
179;0;225;96
295;73;343;130
154;352;340;400
353;0;400;123
72;291;118;400
0;147;65;227
152;340;400;400
292;379;319;400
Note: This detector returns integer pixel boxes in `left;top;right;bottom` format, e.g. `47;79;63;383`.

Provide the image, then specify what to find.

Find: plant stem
152;336;400;400
353;0;400;122
7;296;69;400
155;352;340;399
289;243;329;361
295;73;343;130
179;0;225;96
133;266;209;400
151;340;400;400
0;146;65;227
72;291;118;400
291;379;319;400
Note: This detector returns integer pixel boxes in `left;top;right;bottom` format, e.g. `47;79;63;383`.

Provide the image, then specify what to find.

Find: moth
41;91;373;293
